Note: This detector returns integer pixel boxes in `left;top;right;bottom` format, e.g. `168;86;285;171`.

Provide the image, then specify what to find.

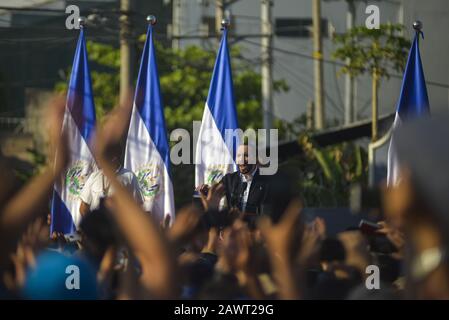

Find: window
275;18;328;38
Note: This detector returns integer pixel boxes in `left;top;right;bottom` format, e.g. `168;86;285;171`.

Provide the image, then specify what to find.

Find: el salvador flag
51;27;97;234
387;30;429;186
195;27;239;187
124;24;174;223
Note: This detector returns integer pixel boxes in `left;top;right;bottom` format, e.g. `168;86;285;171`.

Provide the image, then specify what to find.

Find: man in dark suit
220;143;270;215
197;143;297;226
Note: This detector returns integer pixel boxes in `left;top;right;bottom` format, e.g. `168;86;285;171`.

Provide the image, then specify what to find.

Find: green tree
273;112;368;207
55;41;120;121
332;24;411;141
292;134;367;207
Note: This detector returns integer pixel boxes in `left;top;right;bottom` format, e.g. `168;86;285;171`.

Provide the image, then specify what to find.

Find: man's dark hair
262;169;300;224
373;253;401;283
200;209;238;230
79;199;120;262
197;273;247;300
308;270;362;300
320;238;346;263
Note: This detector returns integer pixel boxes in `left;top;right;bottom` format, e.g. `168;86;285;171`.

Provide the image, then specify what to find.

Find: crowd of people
1;94;449;300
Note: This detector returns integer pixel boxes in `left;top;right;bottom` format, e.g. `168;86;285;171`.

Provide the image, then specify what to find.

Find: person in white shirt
79;145;143;217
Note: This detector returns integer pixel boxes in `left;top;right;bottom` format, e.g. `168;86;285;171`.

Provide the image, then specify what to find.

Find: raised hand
376;220;405;258
258;198;303;258
198;183;225;211
297;217;326;267
0;94;68;252
167;205;202;244
93;99;178;299
217;220;252;274
338;230;371;277
257;198;303;299
45;93;69;175
93;89;133;167
3;217;49;292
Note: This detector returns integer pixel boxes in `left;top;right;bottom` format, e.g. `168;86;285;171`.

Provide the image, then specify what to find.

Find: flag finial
146;15;157;25
78;16;86;28
413;20;423;32
221;18;230;30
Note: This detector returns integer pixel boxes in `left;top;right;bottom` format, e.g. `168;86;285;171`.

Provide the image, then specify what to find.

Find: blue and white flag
387;31;429;186
51;28;97;234
124;24;174;223
195;28;239;187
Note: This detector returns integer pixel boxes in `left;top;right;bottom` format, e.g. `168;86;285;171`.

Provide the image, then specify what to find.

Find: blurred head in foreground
384;115;449;299
22;251;97;300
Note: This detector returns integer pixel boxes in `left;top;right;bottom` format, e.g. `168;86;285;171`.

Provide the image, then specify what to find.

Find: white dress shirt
80;166;143;212
240;167;257;212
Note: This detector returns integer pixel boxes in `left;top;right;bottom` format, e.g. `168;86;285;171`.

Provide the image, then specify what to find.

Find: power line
275;58;344;113
243;38;346;66
0;35;117;44
242;38;449;90
323;40;345;109
274;60;313;97
274;64;310;101
1;8;448;91
233;14;262;21
0;6;131;15
0;5;176;27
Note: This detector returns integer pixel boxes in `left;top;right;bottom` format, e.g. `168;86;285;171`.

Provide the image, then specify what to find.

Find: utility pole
216;0;224;36
261;0;273;131
171;0;181;49
312;0;325;129
307;100;314;130
216;1;237;38
344;0;356;125
119;0;134;103
397;0;404;35
371;66;379;142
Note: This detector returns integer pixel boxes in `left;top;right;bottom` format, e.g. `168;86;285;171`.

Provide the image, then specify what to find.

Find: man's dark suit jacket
220;168;271;215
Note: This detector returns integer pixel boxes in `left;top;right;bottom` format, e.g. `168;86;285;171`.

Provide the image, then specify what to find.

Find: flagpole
369;21;425;188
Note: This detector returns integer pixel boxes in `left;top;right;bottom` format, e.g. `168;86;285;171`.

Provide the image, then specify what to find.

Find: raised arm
0;95;68;243
258;198;303;300
94;97;178;298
